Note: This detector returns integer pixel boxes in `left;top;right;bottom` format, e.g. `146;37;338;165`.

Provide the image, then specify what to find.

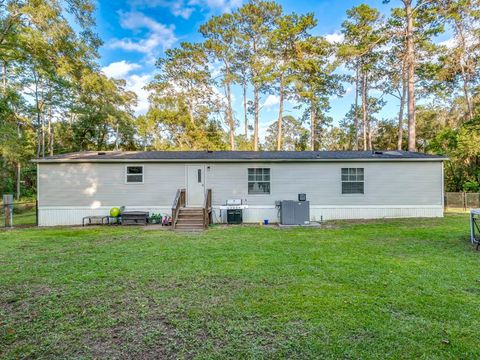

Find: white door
186;165;205;206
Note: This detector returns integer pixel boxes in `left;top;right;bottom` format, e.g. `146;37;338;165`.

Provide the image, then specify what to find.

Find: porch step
178;214;204;220
179;208;203;213
174;207;206;231
174;224;205;231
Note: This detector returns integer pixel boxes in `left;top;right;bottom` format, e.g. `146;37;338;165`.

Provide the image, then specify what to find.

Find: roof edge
32;157;449;164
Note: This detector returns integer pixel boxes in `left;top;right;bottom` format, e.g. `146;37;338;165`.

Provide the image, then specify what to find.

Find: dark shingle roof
33;150;447;163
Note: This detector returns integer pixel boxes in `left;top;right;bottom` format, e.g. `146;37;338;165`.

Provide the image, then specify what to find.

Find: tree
293;36;343;150
151;42;215;126
69;71;137;151
200;13;239;150
437;0;480;121
338;4;386;151
384;0;442;151
235;0;282;151
0;0;106;198
267;12;316;150
264;115;308;150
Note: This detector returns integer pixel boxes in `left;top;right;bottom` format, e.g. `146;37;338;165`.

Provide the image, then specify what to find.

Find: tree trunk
405;0;416;151
454;19;473;121
243;81;248;137
34;73;41;158
41;112;45;158
361;71;368;151
354;65;359;150
16;162;21;201
253;83;259;151
2;60;6;92
187;101;195;124
310;101;315;151
115;123;119;150
276;74;284;151
397;75;407;150
225;82;235;150
48;106;53;156
367;115;372;151
461;70;473;121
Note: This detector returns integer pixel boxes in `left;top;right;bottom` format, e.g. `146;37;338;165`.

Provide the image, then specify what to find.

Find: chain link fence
1;199;37;228
445;192;480;210
0;193;477;227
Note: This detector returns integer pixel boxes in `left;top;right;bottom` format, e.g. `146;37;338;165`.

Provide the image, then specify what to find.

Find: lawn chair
470;209;480;250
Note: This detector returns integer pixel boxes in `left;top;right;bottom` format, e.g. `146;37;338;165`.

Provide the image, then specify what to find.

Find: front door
186;165;205;207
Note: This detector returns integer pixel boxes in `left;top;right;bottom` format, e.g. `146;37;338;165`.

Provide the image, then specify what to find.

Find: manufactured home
34;150;446;227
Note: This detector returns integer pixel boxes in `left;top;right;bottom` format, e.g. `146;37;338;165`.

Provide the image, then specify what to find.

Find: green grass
1;204;37;227
11;208;36;226
1;213;479;359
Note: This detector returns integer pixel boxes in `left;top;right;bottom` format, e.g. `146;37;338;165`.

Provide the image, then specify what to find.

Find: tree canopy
1;0;480;197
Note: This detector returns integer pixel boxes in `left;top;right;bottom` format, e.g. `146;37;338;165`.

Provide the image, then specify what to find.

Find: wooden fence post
3;194;13;227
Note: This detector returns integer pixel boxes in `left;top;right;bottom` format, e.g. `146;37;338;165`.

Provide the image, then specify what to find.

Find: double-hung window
126;166;144;184
248;168;270;195
341;168;364;194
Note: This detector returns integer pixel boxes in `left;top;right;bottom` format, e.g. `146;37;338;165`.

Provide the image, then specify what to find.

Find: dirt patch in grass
84;314;182;360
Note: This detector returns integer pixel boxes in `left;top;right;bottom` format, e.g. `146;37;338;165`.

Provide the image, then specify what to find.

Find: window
341;168;364;194
126;166;143;183
248;168;270;194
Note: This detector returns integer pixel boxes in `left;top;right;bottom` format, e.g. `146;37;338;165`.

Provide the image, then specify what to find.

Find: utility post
3;194;13;227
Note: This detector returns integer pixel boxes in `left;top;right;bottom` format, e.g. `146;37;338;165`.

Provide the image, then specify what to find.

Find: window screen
126;166;143;183
341;168;364;194
248;168;270;194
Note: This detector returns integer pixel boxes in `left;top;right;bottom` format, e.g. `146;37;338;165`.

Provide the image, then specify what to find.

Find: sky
95;0;450;138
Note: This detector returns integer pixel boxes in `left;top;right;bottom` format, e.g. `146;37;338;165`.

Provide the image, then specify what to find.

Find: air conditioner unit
280;200;310;225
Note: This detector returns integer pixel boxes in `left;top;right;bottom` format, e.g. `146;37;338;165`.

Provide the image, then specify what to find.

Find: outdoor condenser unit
280;200;310;225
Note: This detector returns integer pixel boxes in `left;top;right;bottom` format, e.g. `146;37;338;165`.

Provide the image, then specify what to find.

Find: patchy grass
1;213;479;359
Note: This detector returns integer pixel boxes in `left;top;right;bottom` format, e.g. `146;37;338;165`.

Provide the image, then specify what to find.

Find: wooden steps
174;207;205;231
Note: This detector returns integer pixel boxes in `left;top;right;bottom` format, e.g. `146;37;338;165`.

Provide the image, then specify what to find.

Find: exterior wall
38;161;444;226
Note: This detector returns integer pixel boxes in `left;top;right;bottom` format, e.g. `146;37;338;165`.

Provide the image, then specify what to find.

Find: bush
463;180;480;192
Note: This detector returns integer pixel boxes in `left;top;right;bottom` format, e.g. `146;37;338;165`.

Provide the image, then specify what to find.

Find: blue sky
95;0;448;138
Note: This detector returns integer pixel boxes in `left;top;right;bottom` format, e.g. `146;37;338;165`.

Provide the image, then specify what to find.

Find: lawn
1;213;479;359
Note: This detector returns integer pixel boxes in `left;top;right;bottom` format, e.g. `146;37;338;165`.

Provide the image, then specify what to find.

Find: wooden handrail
172;188;185;229
203;189;212;229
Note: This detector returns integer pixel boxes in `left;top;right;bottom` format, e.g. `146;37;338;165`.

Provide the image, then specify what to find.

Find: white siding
206;162;442;206
38;161;444;225
38;163;185;207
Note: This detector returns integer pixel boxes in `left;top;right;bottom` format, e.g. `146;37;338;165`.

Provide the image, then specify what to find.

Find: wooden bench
121;211;149;225
82;216;109;226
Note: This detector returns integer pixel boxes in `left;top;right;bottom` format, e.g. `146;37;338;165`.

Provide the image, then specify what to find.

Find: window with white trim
341;168;364;194
126;166;144;183
248;168;270;194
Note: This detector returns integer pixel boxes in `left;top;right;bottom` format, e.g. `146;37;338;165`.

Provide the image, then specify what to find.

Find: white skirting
38;205;444;226
38;206;171;226
211;205;444;224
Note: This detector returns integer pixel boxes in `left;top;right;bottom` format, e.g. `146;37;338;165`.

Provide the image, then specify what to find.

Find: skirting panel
39;205;443;226
211;205;443;224
310;206;444;221
38;206;171;226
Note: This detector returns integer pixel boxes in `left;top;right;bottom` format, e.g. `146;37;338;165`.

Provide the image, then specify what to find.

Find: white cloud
101;61;141;79
258;119;275;139
263;94;280;108
325;32;344;44
109;11;177;59
439;37;455;49
102;60;152;115
128;0;242;19
172;3;195;19
127;74;152;115
189;0;243;13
